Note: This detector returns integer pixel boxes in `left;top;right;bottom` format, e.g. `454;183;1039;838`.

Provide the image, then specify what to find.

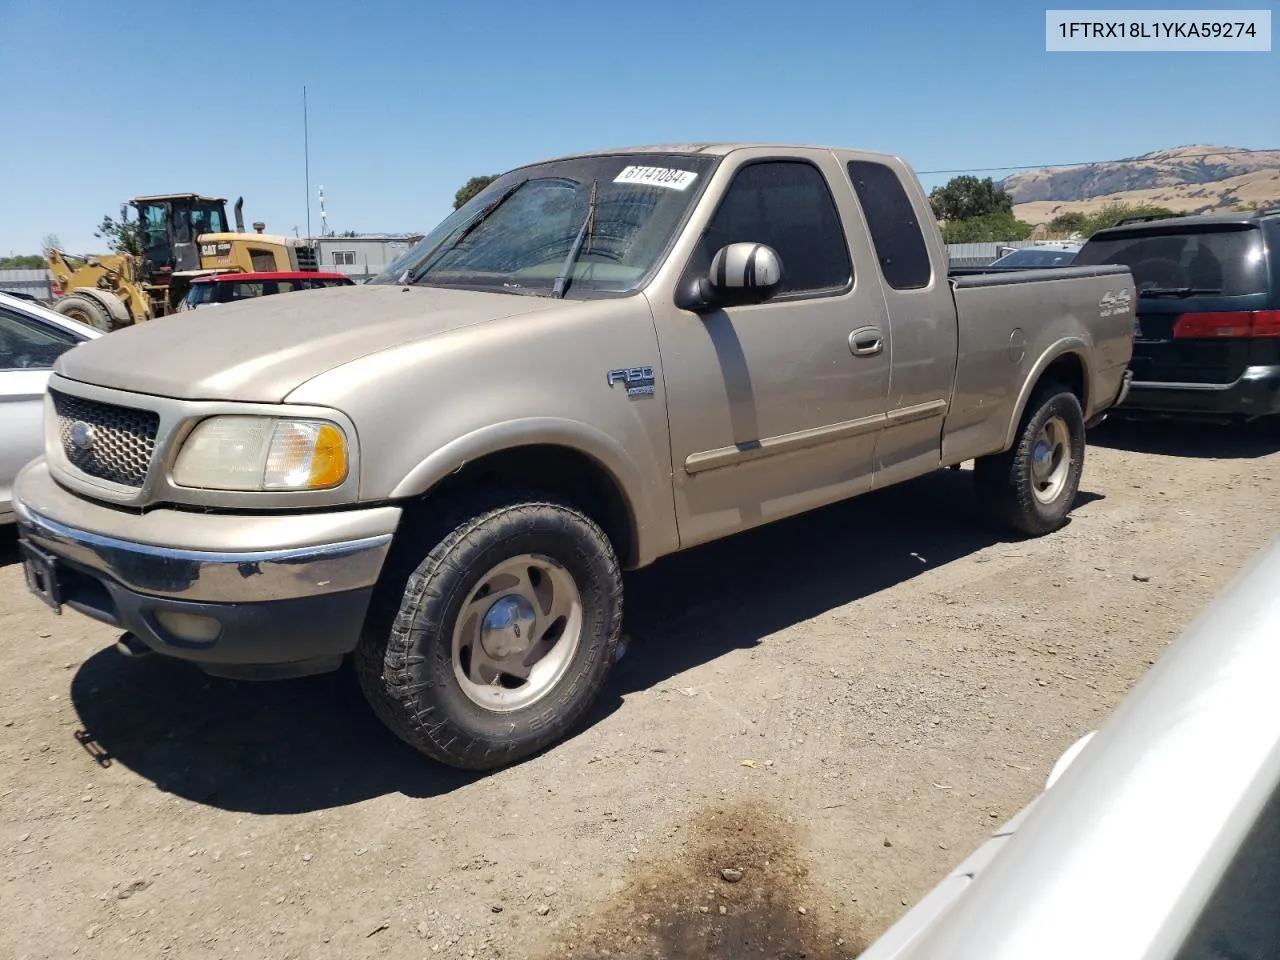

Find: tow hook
115;632;152;659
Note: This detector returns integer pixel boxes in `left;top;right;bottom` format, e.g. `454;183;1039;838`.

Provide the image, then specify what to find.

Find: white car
0;292;101;524
860;533;1280;959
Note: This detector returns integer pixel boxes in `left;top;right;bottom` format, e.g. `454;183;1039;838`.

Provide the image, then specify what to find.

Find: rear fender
1002;340;1093;449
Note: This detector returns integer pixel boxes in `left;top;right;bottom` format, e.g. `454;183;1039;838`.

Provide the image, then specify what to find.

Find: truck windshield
371;154;718;296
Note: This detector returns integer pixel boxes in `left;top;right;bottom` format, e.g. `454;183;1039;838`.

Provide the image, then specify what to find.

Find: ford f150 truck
14;143;1135;770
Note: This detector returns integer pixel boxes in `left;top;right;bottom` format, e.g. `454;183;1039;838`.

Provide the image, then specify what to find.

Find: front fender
389;417;674;567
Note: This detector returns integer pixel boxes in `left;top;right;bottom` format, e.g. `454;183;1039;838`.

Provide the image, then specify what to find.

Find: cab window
690;160;852;298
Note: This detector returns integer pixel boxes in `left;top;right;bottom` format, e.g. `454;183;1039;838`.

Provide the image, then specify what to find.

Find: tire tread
354;490;622;770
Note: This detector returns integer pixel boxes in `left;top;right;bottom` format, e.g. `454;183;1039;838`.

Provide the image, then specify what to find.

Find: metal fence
945;241;1040;268
0;269;54;300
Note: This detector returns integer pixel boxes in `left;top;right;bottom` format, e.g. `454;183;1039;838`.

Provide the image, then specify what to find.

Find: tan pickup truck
14;143;1134;770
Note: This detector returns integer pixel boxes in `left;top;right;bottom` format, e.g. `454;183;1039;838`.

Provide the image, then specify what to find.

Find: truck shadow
608;470;1098;696
66;469;1101;815
1089;416;1280;460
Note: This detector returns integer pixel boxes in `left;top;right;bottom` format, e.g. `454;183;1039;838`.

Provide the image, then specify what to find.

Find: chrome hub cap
1031;415;1071;504
480;595;537;659
452;553;583;712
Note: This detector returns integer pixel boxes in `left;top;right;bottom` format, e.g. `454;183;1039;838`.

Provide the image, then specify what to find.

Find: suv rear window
1075;224;1267;297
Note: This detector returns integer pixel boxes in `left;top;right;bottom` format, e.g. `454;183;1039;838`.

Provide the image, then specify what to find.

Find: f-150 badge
607;366;656;398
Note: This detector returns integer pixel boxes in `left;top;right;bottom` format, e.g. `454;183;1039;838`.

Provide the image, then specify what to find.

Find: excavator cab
129;194;231;279
47;191;312;331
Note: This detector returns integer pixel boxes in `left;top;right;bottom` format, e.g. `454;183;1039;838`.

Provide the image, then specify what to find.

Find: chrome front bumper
13;459;401;673
14;459;398;603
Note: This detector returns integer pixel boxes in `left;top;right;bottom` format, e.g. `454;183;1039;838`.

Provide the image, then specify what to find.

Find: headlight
172;416;349;491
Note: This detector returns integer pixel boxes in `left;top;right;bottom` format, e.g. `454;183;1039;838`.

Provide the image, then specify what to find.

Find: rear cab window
846;160;933;289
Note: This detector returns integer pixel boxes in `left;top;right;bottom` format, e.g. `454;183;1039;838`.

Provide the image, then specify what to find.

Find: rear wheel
54;295;112;332
975;383;1085;536
355;492;623;770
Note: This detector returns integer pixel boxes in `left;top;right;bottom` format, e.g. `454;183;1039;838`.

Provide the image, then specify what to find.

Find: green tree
940;212;1033;243
1046;212;1088;234
454;175;500;210
0;253;47;269
93;213;142;255
929;176;1014;223
1081;203;1177;237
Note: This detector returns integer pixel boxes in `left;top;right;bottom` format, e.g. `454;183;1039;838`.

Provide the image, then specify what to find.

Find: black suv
1074;210;1280;421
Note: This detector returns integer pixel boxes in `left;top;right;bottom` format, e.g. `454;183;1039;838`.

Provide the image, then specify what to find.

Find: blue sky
0;0;1275;254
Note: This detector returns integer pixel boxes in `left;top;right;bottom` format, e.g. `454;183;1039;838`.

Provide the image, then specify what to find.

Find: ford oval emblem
70;421;96;451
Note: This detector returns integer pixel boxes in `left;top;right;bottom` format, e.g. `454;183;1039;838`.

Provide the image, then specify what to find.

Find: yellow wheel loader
46;194;319;331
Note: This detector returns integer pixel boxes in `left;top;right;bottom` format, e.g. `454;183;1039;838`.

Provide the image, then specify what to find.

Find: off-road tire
54;295;112;332
974;382;1086;537
354;491;623;770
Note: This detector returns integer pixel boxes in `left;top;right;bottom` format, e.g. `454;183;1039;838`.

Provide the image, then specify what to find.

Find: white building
313;234;424;279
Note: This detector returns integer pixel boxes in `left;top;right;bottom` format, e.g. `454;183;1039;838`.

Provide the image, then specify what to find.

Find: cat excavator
46;194;319;331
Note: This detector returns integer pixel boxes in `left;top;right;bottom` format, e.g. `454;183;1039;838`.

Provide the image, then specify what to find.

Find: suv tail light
1173;310;1280;339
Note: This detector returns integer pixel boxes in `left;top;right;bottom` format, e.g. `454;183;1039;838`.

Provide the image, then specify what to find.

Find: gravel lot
2;419;1277;960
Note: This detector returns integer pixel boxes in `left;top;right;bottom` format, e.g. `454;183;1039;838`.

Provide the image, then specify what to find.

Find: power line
917;146;1278;177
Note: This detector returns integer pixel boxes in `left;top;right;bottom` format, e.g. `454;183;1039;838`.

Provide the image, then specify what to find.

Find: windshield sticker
613;166;698;191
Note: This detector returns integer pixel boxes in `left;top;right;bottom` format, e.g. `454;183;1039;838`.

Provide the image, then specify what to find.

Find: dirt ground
2;418;1277;960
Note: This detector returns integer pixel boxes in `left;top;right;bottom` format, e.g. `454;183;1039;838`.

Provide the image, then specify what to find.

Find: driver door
652;155;892;548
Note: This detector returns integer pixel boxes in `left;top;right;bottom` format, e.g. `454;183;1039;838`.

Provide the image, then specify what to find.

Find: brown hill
1001;144;1280;203
1013;167;1280;226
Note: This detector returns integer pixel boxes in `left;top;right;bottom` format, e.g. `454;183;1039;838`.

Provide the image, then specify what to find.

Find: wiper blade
552;179;599;299
401;179;527;285
1139;286;1221;298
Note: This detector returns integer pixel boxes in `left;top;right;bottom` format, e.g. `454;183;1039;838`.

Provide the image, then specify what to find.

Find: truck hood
54;284;566;403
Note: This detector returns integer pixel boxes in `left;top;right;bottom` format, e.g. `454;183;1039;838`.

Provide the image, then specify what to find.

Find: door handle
849;326;884;357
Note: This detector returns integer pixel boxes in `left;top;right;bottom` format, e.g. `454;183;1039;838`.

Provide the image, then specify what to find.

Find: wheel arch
1002;342;1091;450
58;288;132;326
388;420;666;571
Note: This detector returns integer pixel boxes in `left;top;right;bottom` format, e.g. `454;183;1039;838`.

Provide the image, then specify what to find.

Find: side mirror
676;242;784;311
120;203;129;224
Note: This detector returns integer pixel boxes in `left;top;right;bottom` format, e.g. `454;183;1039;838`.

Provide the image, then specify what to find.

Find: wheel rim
1031;415;1072;504
451;553;583;712
63;305;109;332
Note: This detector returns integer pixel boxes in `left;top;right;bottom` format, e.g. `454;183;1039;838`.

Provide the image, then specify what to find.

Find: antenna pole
303;85;312;241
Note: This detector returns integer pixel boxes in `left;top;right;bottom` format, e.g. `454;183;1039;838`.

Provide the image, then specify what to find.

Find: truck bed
940;263;1135;466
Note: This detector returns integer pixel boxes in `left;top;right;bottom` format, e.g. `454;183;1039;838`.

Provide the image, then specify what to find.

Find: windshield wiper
401;179;527;285
552;179;599;298
1139;286;1221;298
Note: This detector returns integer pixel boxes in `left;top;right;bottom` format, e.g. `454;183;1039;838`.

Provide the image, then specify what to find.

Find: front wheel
355;493;623;770
974;383;1086;537
54;294;112;332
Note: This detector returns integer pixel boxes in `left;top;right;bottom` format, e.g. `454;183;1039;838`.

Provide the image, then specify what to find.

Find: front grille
295;244;319;271
50;390;160;488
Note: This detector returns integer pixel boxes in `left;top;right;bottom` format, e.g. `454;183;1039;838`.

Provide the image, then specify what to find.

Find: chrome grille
295;244;319;271
50;389;159;488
